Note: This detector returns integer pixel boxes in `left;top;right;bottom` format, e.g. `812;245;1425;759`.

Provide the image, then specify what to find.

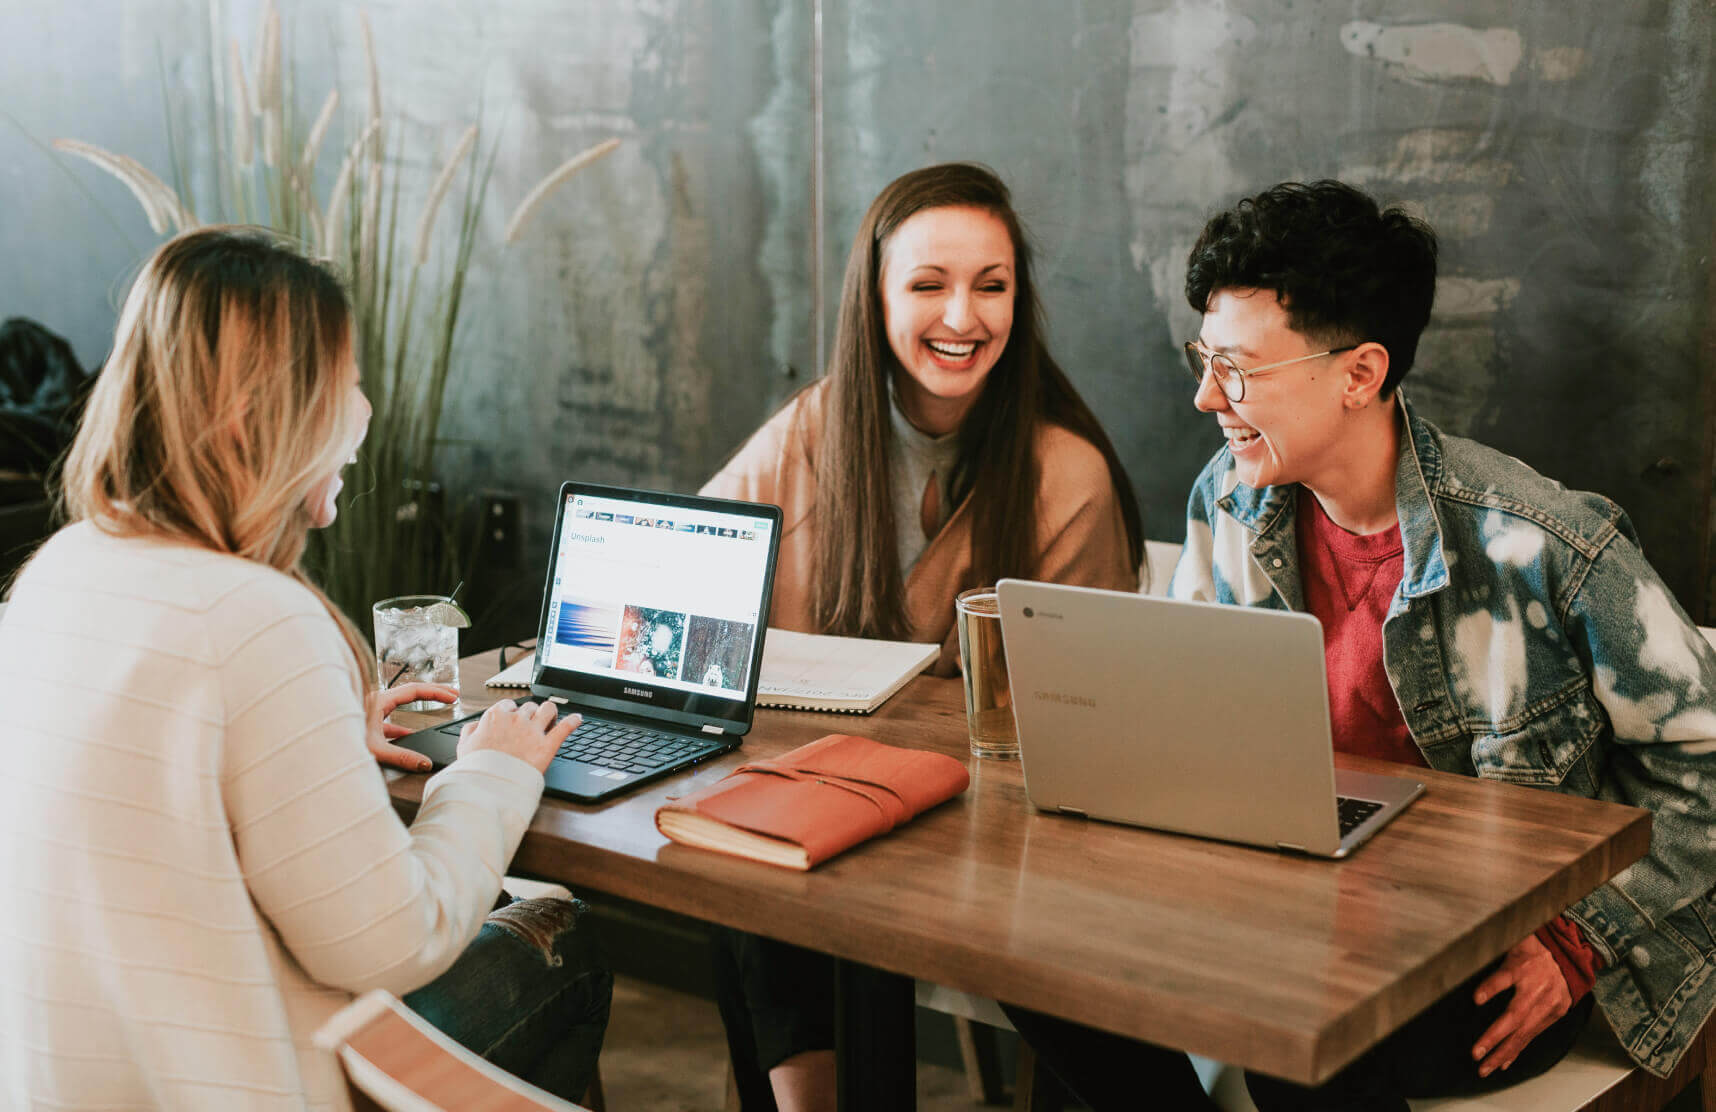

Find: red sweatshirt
1296;488;1600;1002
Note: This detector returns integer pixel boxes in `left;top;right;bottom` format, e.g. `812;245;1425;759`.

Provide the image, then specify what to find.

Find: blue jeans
404;896;612;1103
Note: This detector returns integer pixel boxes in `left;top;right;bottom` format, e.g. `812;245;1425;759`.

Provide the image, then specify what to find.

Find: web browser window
542;492;774;698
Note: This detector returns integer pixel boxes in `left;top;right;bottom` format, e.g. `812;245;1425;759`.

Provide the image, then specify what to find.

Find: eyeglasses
1182;340;1357;403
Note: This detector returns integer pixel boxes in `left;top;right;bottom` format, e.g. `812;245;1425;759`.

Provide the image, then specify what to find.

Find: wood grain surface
386;646;1651;1084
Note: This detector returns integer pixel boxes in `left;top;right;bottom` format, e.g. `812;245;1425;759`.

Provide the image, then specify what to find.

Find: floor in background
598;974;1006;1112
594;979;1713;1112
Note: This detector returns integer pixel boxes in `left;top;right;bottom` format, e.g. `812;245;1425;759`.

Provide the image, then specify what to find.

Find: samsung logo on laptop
624;686;654;699
1034;690;1096;709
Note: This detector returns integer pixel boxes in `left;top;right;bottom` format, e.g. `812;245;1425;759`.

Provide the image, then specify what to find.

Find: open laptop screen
532;484;780;728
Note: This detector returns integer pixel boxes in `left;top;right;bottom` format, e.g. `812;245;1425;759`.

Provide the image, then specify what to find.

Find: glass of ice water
372;595;461;711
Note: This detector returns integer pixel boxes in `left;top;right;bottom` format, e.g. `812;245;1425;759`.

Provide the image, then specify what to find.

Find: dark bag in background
0;317;92;477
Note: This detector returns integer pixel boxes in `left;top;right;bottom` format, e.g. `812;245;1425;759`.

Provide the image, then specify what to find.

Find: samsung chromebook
995;580;1423;858
397;482;782;803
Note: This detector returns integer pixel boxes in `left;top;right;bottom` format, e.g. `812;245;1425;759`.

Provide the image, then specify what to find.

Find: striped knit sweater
0;523;544;1110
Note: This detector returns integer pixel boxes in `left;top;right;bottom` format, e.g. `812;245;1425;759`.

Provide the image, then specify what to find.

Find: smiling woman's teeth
927;340;977;358
1226;429;1260;446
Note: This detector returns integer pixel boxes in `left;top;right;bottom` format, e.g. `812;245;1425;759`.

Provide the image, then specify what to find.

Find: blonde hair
60;226;376;689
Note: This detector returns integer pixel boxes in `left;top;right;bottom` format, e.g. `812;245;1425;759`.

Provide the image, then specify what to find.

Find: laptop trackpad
394;719;466;767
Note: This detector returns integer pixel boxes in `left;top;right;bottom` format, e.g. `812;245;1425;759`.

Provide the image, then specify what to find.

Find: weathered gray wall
4;1;1714;616
0;0;199;369
821;0;1716;614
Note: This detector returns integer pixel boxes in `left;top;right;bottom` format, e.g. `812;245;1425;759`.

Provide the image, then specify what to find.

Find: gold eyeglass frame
1183;340;1357;402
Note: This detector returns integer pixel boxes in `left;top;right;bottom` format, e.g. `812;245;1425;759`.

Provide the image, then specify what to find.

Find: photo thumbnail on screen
616;606;687;679
682;615;757;693
553;599;622;669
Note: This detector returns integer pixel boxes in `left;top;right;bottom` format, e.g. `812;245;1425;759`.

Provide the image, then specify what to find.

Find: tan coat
702;382;1139;675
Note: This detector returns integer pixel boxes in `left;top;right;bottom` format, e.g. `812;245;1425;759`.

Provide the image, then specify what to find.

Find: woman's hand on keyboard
457;698;583;774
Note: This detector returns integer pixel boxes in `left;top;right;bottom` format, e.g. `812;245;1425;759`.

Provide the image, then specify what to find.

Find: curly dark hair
1185;181;1438;394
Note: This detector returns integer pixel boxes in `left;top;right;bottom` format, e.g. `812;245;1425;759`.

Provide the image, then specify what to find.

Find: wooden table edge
386;646;1659;1084
386;784;1652;1084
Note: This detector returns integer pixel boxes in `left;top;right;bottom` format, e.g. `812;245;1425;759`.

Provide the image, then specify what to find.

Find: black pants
1005;958;1596;1112
710;926;836;1112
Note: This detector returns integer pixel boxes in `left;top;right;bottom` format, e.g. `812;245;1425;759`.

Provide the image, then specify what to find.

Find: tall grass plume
52;5;619;629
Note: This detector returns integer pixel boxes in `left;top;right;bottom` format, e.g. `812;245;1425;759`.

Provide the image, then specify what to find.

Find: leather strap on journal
655;734;969;868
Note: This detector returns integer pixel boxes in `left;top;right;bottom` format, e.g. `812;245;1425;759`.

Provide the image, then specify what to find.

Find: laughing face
305;355;372;529
1193;287;1356;491
880;205;1015;435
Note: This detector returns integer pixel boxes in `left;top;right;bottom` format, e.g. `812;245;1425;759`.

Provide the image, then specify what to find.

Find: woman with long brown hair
702;163;1144;1110
707;162;1142;675
0;227;609;1108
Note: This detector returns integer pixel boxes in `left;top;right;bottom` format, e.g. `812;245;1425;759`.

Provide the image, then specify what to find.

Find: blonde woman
0;228;609;1109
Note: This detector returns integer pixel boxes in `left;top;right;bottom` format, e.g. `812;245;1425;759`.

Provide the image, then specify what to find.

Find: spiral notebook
488;628;938;714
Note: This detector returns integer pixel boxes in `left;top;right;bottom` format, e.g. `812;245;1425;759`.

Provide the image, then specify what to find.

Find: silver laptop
996;580;1423;858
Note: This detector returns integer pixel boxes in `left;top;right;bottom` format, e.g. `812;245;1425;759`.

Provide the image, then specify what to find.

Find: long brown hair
59;226;376;689
811;163;1143;640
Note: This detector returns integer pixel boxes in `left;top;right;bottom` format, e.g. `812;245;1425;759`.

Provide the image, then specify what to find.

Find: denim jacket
1171;397;1716;1077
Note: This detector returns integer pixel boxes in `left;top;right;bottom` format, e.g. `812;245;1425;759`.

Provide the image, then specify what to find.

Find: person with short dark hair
1007;180;1716;1110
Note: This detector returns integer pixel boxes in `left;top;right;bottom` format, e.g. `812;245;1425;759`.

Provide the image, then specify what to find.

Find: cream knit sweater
0;523;545;1110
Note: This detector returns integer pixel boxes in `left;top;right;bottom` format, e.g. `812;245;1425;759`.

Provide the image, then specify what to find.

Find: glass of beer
956;588;1018;759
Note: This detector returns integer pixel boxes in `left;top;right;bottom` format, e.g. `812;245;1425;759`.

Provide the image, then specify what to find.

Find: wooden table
389;647;1651;1100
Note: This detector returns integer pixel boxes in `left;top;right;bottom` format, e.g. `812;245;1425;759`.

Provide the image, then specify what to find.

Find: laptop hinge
1276;842;1309;854
548;695;569;704
701;724;725;735
1056;805;1087;818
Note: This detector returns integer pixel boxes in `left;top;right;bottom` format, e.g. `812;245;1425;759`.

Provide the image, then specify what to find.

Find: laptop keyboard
1336;796;1385;837
433;702;718;779
557;718;715;776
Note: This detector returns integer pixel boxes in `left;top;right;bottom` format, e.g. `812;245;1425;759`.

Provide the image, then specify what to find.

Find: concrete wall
4;1;1713;616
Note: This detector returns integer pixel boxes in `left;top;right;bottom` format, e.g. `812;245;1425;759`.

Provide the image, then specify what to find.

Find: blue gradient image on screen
554;599;622;667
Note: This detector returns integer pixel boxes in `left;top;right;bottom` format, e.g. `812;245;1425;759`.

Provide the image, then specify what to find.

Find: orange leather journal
654;734;969;870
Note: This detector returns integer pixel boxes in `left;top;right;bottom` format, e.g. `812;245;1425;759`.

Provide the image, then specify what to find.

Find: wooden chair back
314;990;591;1112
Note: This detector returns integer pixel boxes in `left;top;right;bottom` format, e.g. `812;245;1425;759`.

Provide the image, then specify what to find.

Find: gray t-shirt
889;396;962;575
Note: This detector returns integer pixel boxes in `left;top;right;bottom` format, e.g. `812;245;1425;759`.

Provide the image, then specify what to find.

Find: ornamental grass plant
53;2;618;628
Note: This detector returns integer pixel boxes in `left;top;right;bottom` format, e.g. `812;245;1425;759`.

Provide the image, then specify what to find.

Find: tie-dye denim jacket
1170;397;1716;1077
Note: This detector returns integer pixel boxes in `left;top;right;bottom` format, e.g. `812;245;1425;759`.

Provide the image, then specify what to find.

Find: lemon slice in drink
425;600;472;628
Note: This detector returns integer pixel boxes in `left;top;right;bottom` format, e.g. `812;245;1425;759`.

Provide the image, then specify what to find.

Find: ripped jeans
404;896;612;1103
